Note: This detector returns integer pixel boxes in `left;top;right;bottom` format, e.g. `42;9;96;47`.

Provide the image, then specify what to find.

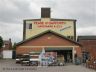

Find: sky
0;0;96;43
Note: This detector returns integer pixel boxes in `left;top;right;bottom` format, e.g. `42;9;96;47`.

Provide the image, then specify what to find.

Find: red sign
34;21;66;28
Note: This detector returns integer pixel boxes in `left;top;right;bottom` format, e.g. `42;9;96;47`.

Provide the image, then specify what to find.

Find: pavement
0;59;96;72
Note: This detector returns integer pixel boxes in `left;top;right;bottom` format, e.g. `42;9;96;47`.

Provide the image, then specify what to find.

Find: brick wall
19;33;77;46
75;47;82;57
16;47;42;55
16;33;81;55
79;40;96;57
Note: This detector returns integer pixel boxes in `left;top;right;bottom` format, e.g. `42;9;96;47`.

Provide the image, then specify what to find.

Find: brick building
0;38;12;51
3;38;12;50
16;8;82;63
77;36;96;62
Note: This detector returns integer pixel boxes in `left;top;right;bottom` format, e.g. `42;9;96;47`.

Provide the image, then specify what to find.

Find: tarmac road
0;59;96;72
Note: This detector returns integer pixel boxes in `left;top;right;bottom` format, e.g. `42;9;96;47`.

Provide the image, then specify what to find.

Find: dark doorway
12;51;16;59
56;50;72;63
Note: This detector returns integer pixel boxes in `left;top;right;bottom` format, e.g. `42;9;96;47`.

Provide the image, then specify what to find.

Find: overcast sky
0;0;96;43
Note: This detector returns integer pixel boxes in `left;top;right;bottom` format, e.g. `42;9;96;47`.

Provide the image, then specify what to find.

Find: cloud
0;0;96;43
51;0;96;27
0;22;22;43
77;26;96;35
0;0;40;24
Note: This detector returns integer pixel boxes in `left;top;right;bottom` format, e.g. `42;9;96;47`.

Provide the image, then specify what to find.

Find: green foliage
0;36;3;48
12;42;16;50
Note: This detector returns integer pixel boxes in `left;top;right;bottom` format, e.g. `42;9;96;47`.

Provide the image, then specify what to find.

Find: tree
0;36;3;48
12;42;16;50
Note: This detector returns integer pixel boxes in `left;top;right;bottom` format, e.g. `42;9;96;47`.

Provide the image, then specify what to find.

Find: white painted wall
3;50;12;59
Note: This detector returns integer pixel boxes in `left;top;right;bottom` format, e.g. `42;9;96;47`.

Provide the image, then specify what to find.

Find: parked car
29;52;40;66
16;55;23;64
21;54;30;66
29;58;39;66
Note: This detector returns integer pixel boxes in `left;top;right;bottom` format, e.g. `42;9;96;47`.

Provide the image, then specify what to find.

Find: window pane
29;24;32;29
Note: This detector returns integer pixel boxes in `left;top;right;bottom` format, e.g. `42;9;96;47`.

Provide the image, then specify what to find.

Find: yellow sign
25;18;75;40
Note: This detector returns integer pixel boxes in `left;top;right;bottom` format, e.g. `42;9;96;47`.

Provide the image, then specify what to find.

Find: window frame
29;23;32;29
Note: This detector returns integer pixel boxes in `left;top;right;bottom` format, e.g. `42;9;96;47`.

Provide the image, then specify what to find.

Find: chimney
41;8;51;18
9;38;11;43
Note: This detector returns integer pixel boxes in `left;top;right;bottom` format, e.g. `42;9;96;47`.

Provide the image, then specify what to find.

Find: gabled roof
16;30;81;46
77;36;96;41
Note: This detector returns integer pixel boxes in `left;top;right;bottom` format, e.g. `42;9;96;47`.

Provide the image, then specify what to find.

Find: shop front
16;30;82;64
45;47;72;63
